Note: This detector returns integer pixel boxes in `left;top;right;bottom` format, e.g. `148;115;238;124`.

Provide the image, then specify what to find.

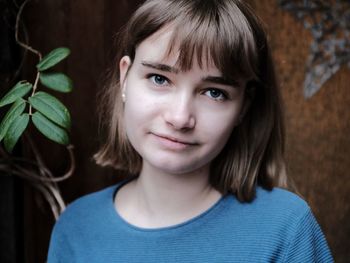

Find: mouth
151;133;198;150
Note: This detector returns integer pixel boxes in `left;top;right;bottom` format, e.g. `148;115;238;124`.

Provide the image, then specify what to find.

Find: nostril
163;95;196;130
164;109;196;130
165;115;196;130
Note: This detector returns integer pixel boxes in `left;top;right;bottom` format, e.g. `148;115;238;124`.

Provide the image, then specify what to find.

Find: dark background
1;0;349;262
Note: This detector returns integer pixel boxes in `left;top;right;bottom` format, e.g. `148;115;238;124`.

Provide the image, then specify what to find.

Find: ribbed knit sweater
47;182;333;262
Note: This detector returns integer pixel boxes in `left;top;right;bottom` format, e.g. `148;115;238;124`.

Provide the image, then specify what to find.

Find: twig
32;183;60;220
24;133;75;182
0;140;75;183
2;0;76;220
15;0;41;59
15;0;42;115
0;141;74;218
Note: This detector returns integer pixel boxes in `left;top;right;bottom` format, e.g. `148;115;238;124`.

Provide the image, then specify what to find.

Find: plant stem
15;0;42;115
29;72;40;115
15;0;42;59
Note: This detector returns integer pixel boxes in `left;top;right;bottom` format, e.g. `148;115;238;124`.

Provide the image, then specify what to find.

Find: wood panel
18;0;349;262
0;1;25;261
21;1;141;262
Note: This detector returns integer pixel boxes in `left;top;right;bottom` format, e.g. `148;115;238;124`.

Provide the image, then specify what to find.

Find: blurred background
0;0;349;262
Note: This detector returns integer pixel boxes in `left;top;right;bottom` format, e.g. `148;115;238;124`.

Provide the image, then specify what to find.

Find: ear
119;56;132;94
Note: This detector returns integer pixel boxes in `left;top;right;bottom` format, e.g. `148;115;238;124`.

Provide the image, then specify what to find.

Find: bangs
164;0;259;82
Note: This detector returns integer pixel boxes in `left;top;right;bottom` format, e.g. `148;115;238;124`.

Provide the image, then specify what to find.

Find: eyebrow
203;76;240;87
141;61;179;74
141;61;240;87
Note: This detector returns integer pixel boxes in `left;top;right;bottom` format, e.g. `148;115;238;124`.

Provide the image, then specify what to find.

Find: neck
139;163;215;209
118;163;222;228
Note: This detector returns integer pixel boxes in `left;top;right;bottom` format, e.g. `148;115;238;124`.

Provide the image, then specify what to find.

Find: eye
204;88;227;101
148;74;169;86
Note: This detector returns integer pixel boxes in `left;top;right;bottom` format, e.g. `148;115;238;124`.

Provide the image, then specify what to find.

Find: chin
149;158;209;176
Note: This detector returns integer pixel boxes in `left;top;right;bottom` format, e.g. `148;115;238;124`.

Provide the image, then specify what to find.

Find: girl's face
120;28;246;175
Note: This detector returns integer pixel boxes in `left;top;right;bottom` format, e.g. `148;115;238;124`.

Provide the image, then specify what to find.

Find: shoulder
47;184;121;261
254;186;309;214
220;187;333;261
67;184;116;211
251;188;334;262
255;187;315;225
228;187;310;215
223;187;313;233
54;184;117;231
252;187;312;227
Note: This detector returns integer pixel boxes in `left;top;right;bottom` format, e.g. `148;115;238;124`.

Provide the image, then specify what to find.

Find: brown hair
94;0;292;202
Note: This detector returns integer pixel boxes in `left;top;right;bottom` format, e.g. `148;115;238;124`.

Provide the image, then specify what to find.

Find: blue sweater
47;182;333;262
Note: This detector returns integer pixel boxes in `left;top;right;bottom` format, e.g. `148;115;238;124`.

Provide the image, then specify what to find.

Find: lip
151;133;198;150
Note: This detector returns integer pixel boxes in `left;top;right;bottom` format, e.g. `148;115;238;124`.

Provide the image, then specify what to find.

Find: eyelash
147;74;170;86
146;73;229;101
203;89;228;101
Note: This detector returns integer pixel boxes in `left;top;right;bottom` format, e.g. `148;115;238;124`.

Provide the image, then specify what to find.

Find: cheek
123;98;148;154
200;107;240;139
124;97;146;133
123;82;160;135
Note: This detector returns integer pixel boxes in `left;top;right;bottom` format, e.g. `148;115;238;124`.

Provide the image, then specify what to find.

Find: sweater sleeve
47;220;74;263
283;208;334;263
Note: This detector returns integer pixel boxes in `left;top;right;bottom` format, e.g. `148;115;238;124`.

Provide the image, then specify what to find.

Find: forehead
133;25;221;75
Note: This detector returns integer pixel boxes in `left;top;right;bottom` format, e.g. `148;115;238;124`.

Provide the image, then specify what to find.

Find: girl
48;0;333;262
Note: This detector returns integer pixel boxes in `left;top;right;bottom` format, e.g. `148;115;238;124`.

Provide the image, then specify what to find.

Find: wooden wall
248;1;350;261
17;0;349;262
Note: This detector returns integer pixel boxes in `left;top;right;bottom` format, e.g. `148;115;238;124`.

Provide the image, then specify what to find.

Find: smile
151;133;198;150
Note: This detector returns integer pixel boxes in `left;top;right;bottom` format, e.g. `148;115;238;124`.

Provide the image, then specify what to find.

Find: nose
163;94;196;131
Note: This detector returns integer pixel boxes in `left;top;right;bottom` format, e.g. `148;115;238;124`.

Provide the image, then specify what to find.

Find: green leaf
28;91;71;129
4;113;29;153
0;98;26;141
32;112;69;145
40;72;73;93
0;81;32;107
36;47;70;71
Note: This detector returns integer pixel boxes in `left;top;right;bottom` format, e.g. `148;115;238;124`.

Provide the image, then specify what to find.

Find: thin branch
2;0;76;220
24;133;56;178
25;134;76;182
15;0;42;115
0;146;75;183
45;183;67;213
32;183;60;220
15;0;41;59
